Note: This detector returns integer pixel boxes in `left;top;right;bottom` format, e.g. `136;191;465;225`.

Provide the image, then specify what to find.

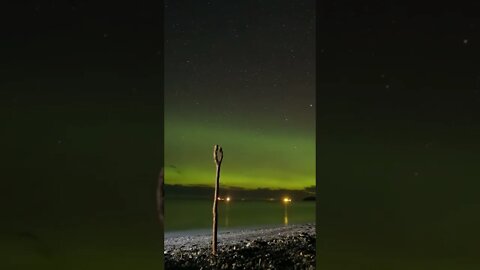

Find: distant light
226;197;231;202
283;197;292;203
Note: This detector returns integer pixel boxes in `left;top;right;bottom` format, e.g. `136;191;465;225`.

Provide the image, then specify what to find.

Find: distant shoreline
165;223;315;269
165;197;316;202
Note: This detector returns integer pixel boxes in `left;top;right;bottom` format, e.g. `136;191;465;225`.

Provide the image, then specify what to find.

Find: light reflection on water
222;201;290;227
284;204;289;225
165;199;315;232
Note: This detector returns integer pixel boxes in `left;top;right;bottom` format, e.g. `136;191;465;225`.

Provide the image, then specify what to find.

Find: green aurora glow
165;117;315;190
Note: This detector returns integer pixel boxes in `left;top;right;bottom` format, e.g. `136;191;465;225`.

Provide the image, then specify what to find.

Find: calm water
165;198;315;232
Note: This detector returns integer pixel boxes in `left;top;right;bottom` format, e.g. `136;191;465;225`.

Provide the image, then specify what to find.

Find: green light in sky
165;117;315;190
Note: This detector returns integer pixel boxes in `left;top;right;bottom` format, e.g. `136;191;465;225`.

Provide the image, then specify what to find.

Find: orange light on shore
226;197;231;202
283;197;292;203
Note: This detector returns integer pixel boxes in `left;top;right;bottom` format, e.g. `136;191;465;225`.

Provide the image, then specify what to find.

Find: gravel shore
164;223;315;270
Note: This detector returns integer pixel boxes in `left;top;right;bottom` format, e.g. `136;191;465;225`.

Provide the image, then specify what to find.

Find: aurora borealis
164;0;315;191
165;115;315;189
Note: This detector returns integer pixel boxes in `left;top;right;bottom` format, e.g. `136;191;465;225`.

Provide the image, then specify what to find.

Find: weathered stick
212;145;223;255
157;167;164;227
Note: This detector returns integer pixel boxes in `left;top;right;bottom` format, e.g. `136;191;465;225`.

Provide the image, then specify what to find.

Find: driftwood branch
157;167;164;227
212;145;223;255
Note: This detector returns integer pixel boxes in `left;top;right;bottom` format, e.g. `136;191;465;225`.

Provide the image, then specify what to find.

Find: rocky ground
164;224;315;270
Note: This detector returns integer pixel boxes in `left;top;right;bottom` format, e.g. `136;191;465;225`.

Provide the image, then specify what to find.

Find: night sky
164;0;316;190
1;1;163;218
1;2;164;269
317;1;480;268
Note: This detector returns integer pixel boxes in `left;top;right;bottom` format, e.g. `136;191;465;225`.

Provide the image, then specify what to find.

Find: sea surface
165;198;315;232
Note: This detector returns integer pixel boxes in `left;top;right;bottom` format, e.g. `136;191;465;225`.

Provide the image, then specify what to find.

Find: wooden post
157;167;164;227
212;145;223;255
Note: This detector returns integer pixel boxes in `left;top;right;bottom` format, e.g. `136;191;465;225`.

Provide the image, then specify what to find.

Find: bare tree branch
212;145;223;255
157;167;164;227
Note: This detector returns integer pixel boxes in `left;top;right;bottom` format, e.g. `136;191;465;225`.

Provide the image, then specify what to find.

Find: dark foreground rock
164;224;315;270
